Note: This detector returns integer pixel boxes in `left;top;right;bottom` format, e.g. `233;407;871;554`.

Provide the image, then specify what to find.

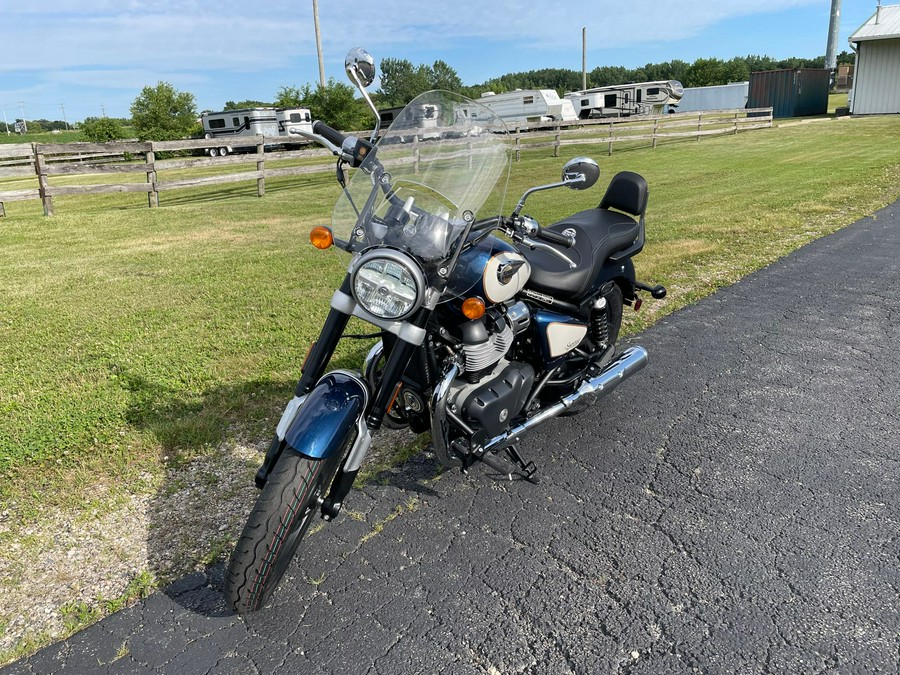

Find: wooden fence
507;107;774;160
0;108;772;217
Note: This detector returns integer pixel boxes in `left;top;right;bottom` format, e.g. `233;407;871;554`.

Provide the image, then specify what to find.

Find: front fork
255;276;429;509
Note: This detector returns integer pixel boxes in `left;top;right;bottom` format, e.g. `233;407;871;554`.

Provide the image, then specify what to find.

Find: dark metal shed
747;69;830;118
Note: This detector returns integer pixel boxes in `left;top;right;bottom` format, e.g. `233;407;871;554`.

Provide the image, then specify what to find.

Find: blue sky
0;1;879;124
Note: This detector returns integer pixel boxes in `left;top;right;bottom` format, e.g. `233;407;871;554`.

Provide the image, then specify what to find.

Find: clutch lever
519;236;578;270
289;128;341;155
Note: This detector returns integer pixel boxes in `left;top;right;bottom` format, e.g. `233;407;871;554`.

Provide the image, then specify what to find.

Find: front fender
284;371;369;460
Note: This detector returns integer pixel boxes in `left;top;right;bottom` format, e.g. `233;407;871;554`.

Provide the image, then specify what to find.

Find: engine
460;301;530;375
448;301;535;437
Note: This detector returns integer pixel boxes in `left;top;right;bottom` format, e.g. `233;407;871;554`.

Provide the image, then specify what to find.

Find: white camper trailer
464;89;578;127
200;107;313;155
565;80;684;118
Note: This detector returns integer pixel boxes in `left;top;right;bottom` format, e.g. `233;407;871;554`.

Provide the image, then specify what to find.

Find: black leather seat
521;171;648;299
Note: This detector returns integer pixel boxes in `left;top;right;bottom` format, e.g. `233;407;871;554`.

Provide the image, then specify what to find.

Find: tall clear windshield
331;91;510;284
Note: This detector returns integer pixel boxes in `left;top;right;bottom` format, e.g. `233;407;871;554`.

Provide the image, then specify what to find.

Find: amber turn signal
461;297;486;320
310;226;334;250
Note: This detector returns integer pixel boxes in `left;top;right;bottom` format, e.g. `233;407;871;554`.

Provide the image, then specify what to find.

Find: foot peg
634;280;666;299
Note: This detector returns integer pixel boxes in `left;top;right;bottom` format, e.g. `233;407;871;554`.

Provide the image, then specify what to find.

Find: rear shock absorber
590;296;609;349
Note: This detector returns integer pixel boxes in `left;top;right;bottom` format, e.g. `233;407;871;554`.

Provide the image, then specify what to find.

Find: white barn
849;4;900;114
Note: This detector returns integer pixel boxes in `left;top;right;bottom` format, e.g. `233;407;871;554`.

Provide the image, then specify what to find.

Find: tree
223;99;272;110
378;58;464;106
273;84;312;109
80;116;124;142
274;80;371;130
130;81;198;141
722;57;751;83
431;60;463;91
684;58;726;87
379;58;431;106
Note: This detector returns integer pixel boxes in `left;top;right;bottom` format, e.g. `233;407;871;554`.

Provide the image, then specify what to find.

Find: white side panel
853;40;900;114
547;322;588;358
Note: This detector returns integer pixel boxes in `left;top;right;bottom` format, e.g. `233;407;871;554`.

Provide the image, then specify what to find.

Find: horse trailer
200;107;313;155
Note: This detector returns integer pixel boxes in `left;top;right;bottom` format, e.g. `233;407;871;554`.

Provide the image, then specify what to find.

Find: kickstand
479;445;540;484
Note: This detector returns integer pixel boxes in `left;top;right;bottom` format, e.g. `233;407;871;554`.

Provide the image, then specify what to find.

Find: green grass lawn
0;112;899;665
1;115;899;503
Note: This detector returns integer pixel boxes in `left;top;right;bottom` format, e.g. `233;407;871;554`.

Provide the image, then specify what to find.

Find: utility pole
100;104;107;118
2;109;10;135
825;0;842;83
582;27;587;90
313;0;326;88
60;103;69;130
17;101;27;133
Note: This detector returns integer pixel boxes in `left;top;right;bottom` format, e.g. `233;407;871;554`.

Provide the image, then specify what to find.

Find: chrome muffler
431;346;649;464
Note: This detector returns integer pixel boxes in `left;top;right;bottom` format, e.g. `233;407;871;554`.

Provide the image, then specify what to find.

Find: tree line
67;50;854;143
459;52;855;99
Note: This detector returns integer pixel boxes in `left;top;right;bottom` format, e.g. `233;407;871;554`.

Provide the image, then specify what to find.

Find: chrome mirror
562;157;600;190
345;48;380;143
345;48;376;88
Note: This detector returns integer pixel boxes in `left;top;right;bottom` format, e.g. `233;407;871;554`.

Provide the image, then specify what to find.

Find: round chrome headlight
351;251;425;320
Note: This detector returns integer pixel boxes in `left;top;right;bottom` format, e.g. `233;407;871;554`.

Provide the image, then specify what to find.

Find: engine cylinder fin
463;321;514;372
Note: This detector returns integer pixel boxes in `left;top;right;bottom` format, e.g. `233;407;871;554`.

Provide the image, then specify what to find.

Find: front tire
225;451;339;614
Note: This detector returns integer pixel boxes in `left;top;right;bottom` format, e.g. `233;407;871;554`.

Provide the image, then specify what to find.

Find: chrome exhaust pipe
431;346;649;465
481;345;649;454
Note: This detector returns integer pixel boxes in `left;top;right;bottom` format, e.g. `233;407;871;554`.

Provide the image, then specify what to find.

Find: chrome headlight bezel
350;249;426;321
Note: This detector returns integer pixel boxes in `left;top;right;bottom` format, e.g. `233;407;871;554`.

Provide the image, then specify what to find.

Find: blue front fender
284;371;369;460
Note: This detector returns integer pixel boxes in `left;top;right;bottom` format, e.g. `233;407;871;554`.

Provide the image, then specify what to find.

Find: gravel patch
0;428;412;659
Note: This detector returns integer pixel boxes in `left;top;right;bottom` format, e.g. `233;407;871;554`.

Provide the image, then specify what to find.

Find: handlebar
536;227;575;249
312;120;347;148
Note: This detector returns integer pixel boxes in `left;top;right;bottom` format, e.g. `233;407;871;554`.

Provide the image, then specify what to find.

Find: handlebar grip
538;227;575;248
312;120;347;149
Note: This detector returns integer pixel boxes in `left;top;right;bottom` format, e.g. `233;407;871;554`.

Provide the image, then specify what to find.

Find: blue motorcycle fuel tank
449;235;531;307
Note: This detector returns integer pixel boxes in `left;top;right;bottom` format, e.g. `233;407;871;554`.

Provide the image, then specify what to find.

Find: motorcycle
224;48;666;614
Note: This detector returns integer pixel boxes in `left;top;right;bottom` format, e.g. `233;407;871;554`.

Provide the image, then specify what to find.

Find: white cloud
1;0;823;74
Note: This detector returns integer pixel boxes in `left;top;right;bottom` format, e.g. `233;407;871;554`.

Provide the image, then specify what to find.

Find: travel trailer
462;89;578;127
200;107;313;155
565;81;684;118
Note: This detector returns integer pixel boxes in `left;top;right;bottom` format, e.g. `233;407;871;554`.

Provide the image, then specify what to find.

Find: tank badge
497;259;526;285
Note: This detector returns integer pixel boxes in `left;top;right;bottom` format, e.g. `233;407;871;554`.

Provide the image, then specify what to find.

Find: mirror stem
348;69;382;144
512;179;582;217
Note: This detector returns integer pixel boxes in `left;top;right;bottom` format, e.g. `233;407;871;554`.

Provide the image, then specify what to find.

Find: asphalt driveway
5;200;899;674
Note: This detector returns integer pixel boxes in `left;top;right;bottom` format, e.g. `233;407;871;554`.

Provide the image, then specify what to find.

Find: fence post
515;128;521;162
146;145;158;208
652;118;659;149
413;134;420;174
0;202;5;218
607;124;613;156
553;122;560;158
696;113;702;141
256;138;265;197
467;140;473;169
733;111;739;135
33;143;53;216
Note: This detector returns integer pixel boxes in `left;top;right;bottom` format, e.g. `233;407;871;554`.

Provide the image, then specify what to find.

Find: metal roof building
849;4;900;114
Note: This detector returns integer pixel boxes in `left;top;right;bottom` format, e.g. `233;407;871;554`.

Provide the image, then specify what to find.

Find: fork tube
295;276;353;396
365;307;430;430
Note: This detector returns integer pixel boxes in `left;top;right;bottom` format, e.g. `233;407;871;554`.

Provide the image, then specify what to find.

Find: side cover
284;372;368;460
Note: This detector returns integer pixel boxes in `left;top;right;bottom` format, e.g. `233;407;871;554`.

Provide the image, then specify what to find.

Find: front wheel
225;451;339;614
